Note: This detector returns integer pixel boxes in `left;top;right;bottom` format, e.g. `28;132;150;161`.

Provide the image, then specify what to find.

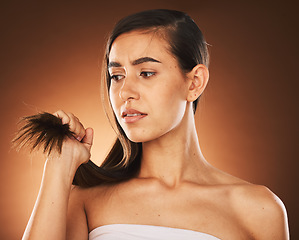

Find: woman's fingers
82;128;94;152
53;110;86;141
53;110;70;125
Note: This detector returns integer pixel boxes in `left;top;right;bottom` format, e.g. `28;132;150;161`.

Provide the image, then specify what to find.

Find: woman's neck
138;107;210;187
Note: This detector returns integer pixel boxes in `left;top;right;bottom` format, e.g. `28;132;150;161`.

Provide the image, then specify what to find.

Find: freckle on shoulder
231;183;288;236
211;166;287;219
237;184;283;205
231;183;284;209
207;166;286;218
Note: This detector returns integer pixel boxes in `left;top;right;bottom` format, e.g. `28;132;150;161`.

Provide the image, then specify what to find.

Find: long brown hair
14;9;209;187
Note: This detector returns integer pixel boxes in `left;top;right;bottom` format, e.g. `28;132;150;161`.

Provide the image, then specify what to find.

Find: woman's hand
49;110;94;173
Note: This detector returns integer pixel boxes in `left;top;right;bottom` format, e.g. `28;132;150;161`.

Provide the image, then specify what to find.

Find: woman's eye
110;75;124;82
140;71;155;78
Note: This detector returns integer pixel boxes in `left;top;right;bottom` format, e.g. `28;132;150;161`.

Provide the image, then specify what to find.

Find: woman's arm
22;111;93;240
66;186;89;239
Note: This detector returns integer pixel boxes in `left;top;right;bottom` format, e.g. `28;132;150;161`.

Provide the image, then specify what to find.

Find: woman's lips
121;109;147;123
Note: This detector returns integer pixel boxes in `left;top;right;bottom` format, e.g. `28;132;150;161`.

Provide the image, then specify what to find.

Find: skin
22;31;289;240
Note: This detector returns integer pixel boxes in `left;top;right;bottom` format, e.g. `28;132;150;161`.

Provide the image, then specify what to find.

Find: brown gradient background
0;0;298;239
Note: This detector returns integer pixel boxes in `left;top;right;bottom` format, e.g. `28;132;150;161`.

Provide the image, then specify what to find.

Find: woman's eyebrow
108;61;122;68
132;57;161;65
108;57;161;69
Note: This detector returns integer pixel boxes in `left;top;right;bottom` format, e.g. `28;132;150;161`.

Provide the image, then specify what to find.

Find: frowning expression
108;31;190;143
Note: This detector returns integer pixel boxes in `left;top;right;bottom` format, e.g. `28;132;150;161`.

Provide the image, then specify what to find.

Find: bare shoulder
66;186;91;240
231;184;289;239
69;183;112;205
68;185;93;206
66;184;114;238
209;167;289;239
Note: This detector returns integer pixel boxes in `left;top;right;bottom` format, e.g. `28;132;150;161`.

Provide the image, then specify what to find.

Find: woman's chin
125;130;166;144
126;135;149;143
125;131;156;143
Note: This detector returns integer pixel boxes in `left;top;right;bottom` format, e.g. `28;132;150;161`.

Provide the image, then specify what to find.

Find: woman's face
108;31;190;143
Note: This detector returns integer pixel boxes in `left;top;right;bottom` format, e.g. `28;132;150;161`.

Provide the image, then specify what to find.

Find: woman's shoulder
208;168;289;238
229;182;286;217
232;183;289;238
70;182;116;200
222;179;288;239
211;168;283;208
216;171;287;221
202;168;286;221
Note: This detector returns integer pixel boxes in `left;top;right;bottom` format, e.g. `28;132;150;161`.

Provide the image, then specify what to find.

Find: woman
17;9;289;239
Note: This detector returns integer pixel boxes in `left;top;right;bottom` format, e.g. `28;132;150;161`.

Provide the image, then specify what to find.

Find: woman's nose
119;76;140;101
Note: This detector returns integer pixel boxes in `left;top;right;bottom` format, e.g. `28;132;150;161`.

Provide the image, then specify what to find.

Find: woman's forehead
109;31;172;63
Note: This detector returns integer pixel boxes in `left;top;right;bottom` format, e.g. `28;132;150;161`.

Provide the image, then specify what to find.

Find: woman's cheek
109;89;119;112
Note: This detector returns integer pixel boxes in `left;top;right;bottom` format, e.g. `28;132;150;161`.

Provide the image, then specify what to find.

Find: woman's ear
186;64;209;102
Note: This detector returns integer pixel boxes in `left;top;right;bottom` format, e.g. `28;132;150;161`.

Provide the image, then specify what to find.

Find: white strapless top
89;224;221;240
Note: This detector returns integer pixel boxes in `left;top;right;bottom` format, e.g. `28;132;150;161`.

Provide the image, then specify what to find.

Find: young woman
18;9;289;240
